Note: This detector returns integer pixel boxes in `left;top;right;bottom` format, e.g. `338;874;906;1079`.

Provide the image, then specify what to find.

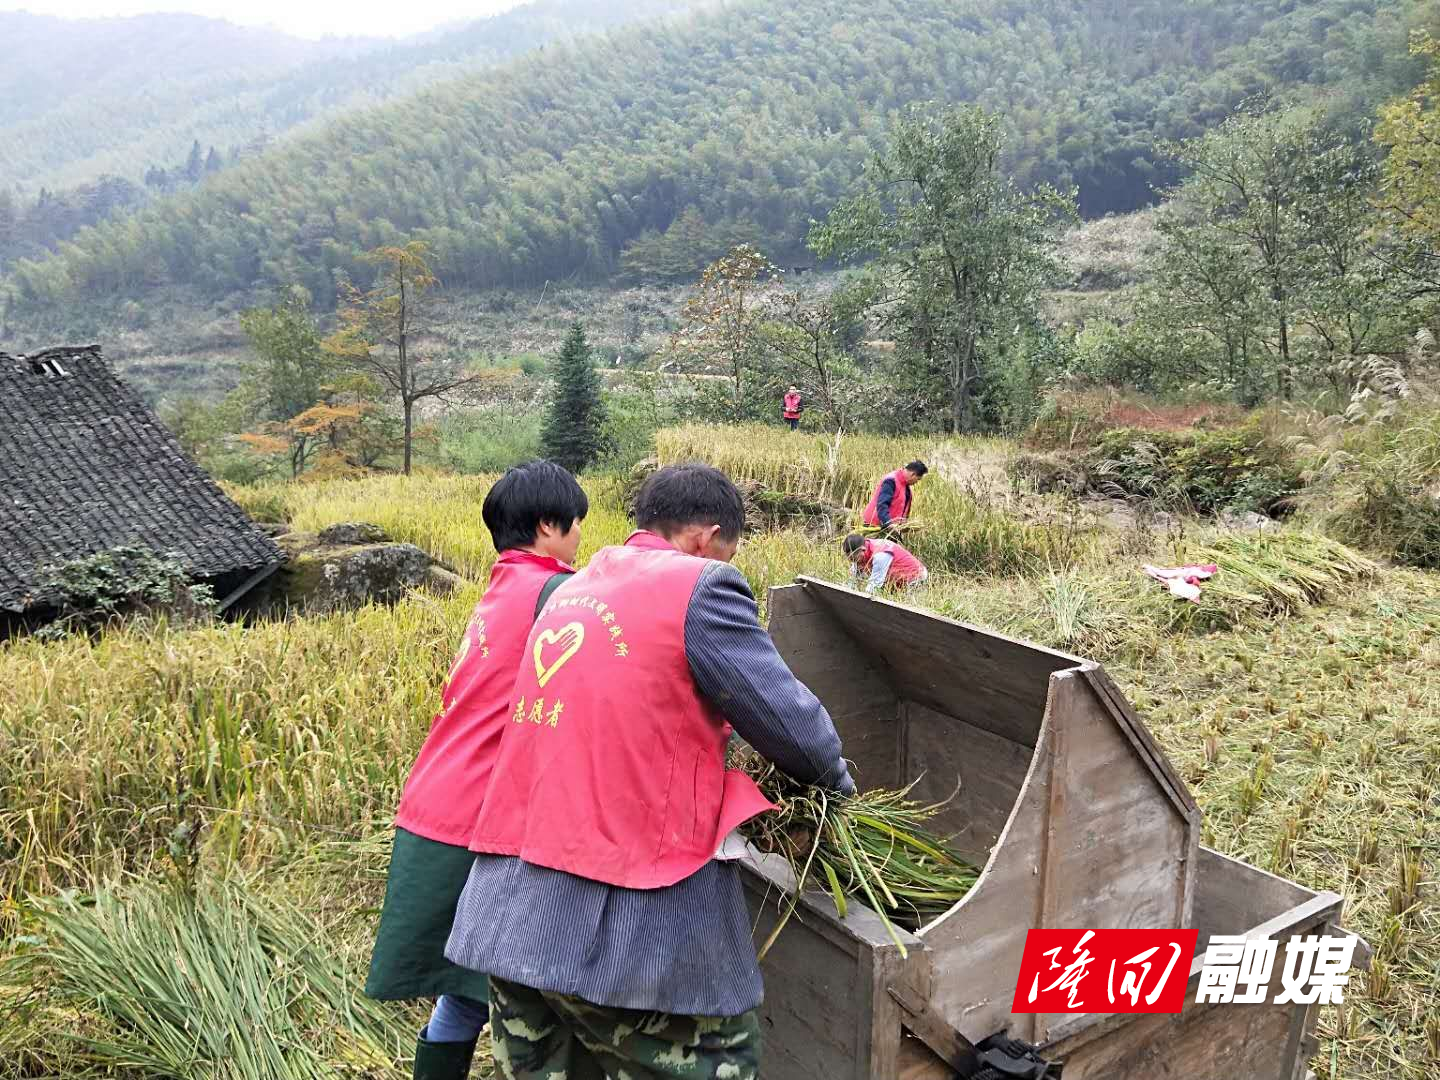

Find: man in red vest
446;464;853;1080
843;532;928;594
365;461;587;1080
861;460;928;533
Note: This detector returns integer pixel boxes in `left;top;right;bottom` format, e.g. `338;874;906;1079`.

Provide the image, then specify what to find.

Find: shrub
36;546;218;638
1088;425;1300;515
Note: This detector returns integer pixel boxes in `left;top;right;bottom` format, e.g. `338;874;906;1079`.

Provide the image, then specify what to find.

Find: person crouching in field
365;461;587;1080
445;464;854;1080
843;532;928;594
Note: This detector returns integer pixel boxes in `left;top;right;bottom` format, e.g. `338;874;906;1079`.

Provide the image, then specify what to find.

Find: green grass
2;879;415;1080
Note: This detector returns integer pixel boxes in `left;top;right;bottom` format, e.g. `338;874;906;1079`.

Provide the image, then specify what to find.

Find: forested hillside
6;0;1429;316
0;0;695;195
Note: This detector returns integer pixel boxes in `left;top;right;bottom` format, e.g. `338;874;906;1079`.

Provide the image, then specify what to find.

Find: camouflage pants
488;976;760;1080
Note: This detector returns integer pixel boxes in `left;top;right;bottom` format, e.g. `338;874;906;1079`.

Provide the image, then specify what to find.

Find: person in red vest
843;532;928;594
782;384;803;430
445;464;853;1080
364;460;587;1080
861;460;928;533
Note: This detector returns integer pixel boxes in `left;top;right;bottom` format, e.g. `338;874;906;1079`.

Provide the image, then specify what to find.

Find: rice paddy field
1;424;1437;1078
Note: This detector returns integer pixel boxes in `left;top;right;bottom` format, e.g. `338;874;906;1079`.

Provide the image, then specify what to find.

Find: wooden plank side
917;671;1196;1045
1055;998;1300;1080
768;582;902;788
916;711;1056;1042
1031;672;1194;1041
1045;861;1344;1076
742;871;869;1080
742;852;929;1080
897;1036;952;1080
903;701;1033;866
867;944;931;1080
1192;848;1315;945
799;578;1076;749
1083;664;1201;816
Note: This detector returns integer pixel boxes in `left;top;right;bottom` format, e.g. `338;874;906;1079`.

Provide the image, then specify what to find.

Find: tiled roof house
0;345;283;624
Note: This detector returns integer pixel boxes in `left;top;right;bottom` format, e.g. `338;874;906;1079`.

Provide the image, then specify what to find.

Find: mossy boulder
269;525;459;613
1007;453;1089;496
317;521;389;545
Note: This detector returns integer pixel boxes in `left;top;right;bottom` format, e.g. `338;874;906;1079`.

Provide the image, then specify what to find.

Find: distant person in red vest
446;464;853;1080
365;461;587;1080
862;460;928;533
843;533;928;594
782;384;803;430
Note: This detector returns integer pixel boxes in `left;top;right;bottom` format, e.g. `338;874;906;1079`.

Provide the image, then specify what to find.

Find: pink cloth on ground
1142;563;1219;602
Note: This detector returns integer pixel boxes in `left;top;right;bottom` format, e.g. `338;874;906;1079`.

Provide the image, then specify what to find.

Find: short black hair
842;533;866;555
635;463;746;542
906;461;929;476
482;460;588;552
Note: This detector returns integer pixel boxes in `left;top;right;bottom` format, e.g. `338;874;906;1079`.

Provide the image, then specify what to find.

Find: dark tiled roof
0;345;283;612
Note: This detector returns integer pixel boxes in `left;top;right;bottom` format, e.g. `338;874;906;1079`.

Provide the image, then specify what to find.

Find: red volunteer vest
783;392;802;420
469;531;775;888
862;468;910;526
862;538;925;584
393;549;573;846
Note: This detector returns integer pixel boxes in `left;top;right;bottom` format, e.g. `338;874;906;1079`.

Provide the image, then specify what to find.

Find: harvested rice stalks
734;749;979;959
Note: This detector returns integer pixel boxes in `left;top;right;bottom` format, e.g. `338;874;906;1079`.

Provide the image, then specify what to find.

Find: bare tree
324;241;482;474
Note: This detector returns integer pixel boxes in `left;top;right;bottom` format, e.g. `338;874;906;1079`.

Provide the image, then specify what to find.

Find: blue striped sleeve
684;560;854;795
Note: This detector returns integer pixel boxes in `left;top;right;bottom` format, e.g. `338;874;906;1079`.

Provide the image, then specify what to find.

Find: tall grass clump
1283;379;1440;568
1;879;410;1079
908;477;1093;576
1172;531;1376;624
655;424;1002;507
656;425;1088;575
0;592;475;905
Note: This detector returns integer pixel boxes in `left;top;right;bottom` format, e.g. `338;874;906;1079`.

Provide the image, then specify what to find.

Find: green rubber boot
412;1026;479;1080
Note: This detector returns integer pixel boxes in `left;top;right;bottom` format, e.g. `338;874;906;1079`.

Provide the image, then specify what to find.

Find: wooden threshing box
745;578;1365;1080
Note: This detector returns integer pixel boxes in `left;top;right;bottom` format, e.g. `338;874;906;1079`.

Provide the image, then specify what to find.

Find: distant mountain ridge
0;0;697;193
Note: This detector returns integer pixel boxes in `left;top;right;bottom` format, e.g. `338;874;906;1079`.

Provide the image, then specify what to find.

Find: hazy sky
4;1;529;39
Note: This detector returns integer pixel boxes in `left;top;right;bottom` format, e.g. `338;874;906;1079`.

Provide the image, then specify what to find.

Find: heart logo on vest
533;623;585;688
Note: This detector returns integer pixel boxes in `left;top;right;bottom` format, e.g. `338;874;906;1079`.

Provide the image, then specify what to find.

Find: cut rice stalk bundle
733;750;979;959
1181;532;1377;618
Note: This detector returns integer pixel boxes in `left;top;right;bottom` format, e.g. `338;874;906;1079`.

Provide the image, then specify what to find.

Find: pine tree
185;140;204;183
541;322;610;474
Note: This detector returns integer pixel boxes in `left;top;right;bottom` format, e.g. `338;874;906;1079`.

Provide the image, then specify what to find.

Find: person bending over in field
843;532;928;594
445;463;854;1080
365;460;587;1080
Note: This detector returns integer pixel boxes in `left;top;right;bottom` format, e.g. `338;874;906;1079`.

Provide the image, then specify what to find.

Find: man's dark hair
635;463;746;541
482;460;589;552
906;461;929;476
842;533;866;555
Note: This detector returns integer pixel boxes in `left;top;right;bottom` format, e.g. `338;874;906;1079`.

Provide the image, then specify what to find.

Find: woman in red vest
843;532;928;593
445;464;854;1080
365;461;587;1080
782;384;803;430
861;459;928;532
